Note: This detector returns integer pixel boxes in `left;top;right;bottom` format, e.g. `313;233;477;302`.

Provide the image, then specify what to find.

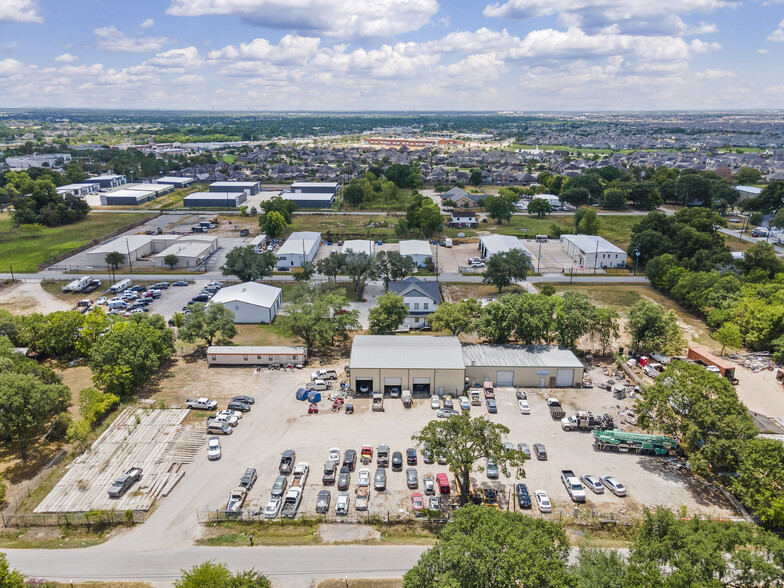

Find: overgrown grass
197;518;321;546
0;212;151;272
289;214;401;241
0;525;116;549
140;184;205;210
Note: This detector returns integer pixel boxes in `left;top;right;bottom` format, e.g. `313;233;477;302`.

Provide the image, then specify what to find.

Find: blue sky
0;0;782;111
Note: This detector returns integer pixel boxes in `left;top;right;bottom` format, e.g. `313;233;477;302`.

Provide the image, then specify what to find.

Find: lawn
139;184;205;210
486;214;640;250
0;212;152;272
289;213;402;241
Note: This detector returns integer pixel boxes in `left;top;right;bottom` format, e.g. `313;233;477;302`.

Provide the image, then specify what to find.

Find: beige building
207;346;306;366
463;344;584;388
349;335;465;396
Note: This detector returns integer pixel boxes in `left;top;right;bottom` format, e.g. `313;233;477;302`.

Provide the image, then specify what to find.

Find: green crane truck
593;429;678;456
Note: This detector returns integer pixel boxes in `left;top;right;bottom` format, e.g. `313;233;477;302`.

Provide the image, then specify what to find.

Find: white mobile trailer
62;275;94;293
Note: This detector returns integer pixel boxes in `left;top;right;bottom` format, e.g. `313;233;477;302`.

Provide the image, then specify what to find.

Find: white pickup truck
561;469;587;502
185;397;217;410
311;369;338;381
291;462;310;489
281;487;302;518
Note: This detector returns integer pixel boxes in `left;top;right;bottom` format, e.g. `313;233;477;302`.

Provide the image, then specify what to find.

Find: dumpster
295;387;309;401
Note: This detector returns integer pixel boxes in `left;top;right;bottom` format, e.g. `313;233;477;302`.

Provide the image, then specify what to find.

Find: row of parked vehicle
95;281;176;317
182;395;256;436
185;281;224;307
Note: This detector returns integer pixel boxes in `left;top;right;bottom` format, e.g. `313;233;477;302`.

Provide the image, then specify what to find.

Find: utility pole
633;248;640;276
537;239;542;273
593;239;599;275
9;265;14;283
126;238;133;273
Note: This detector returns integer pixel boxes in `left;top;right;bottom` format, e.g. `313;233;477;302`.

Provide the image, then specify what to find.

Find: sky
0;0;783;111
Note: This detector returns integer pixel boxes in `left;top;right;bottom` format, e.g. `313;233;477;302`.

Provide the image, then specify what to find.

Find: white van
110;279;132;293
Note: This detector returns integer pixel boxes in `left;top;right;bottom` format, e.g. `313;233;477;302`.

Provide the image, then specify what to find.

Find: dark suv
343;449;357;471
239;467;258;490
391;451;403;471
406;448;417;465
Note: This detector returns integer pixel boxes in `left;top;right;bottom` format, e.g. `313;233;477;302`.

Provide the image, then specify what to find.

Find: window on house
415;317;420;323
211;356;216;361
243;355;248;361
257;355;261;359
414;303;419;310
269;356;273;361
424;303;429;310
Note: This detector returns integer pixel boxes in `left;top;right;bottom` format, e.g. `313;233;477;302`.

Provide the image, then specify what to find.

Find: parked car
406;448;417;465
516;390;527;400
486;399;497;413
436;473;451;494
217;409;242;420
336;492;350;515
428;496;441;511
533;443;547;460
503;442;514;452
231;395;255;405
486;457;499;479
430;394;440;409
263;496;281;518
343;449;357;471
535;489;551;513
227;401;251;412
151;282;170;289
108;467;142;498
483;488;499;508
374;468;387;490
581;474;604;494
207;437;221;460
411;493;424;512
239;467;258;490
96;297;107;305
459;396;471;411
391;451;403;471
437;408;460;418
517;443;531;459
316;490;331;514
600;475;627;497
337;466;351;491
172;281;189;287
406;468;418;489
516;483;532;509
423;475;435;495
271;475;288;497
422;445;434;464
328;447;340;462
358;468;371;486
518;399;531;414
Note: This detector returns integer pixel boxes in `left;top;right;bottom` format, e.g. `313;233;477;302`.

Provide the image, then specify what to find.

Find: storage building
734;186;763;202
100;188;157;205
183;191;247;208
85;234;218;267
478;235;531;259
399;240;433;267
207;346;307;366
349;335;465;396
56;183;99;198
281;182;339;208
152;236;218;268
248;234;268;252
84;174;127;189
276;231;321;268
208;181;260;195
125;183;174;196
462;344;585;388
560;234;626;269
341;240;375;256
156;176;194;188
208;282;282;324
686;346;736;379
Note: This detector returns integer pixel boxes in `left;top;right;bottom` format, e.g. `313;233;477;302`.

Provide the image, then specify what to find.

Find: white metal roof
342;240;375;256
184;191;241;200
399;240;433;257
277;231;321;256
462;344;584;369
350;335;464;370
209;181;259;188
153;240;214;260
210;282;282;309
103;188;154;199
291;182;339;188
156;176;193;184
561;234;625;255
479;235;531;257
125;183;171;194
90;234;157;255
735;186;763;194
207;345;306;355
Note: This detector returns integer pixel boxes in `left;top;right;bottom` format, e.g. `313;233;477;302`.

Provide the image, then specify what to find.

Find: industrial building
182;191;247;208
85;234;218;268
152;235;219;268
5;153;71;169
209;282;282;324
560;234;627;269
734;186;763;202
156;176;194;188
399;240;433;267
276;231;321;268
206;346;307;366
349;336;466;396
56;183;99;198
341;240;375;256
462;344;584;388
478;235;531;259
249;234;268;252
281;182;339;208
125;183;174;197
85;175;127;189
348;336;586;394
100;188;157;206
208;181;260;195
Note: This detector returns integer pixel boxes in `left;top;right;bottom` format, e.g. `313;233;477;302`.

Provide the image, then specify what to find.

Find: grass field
139;184;204;210
488;214;640;250
289;213;401;241
0;212;152;273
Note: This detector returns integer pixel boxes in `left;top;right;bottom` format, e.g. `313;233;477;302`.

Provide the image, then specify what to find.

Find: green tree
477;296;517;343
315;251;344;282
404;506;575;588
25;310;85;360
770;208;784;230
0;475;6;505
278;288;358;352
483;194;515;224
469;169;482;186
483;249;533;293
733;437;784;528
405;196;443;237
746;180;784;213
528;198;551;217
591;306;620;355
0;553;25;588
175;560;271;588
105;251;124;271
373;250;415;291
574;208;600;235
259;210;286;237
636;360;756;474
741;242;784;278
294;260;315;282
572;548;627;588
561;186;590;207
554;291;596;349
164;253;179;269
627;299;686;355
221;246;276;282
79;386;119;424
179;302;237;346
412;413;526;506
428;299;481;336
64;162;88;184
261;195;297;224
384;162;423;189
734;167;762;185
368;292;408;334
601;188;628;210
566;174;604;204
0;372;70;459
713;322;743;356
343;252;375;300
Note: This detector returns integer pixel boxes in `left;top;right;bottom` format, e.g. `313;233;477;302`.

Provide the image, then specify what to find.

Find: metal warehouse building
209;282;282;324
276;231;321;268
209;181;261;195
478;235;531;259
560;234;626;269
349;336;466;396
85;174;127;189
183;191;248;208
399;240;433;267
207;345;307;366
463;344;584;388
100;189;157;206
156;176;194;188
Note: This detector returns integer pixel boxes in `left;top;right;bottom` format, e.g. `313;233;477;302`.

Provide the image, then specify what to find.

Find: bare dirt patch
319;523;382;543
0;281;71;315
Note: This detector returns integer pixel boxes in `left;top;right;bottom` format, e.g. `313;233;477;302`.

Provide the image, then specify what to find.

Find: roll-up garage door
556;369;574;387
496;371;514;387
412;378;431;384
384;377;402;386
412;377;431;395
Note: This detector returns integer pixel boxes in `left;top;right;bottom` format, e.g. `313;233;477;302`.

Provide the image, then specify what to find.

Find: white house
209;282;282;324
388;277;441;328
399;240;433;267
560;234;627;269
341;240;375;256
276;231;321;268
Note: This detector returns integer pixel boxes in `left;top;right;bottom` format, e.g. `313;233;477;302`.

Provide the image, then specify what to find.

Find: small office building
209;282;283;324
56;183;98;198
208;181;261;196
341;240;375;256
478;235;531;259
183;191;247;208
156;176;194;188
276;231;321;268
560;234;627;269
399;240;433;267
85;174;127;189
462;344;585;388
349;336;465;396
207;346;307;366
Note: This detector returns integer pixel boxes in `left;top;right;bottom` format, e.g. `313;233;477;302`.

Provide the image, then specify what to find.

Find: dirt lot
0;281;71;314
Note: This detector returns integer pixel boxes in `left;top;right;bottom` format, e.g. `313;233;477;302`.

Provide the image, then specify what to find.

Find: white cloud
145;46;204;71
0;0;42;23
768;19;784;41
758;48;769;53
94;26;173;52
174;74;206;84
0;58;25;77
54;53;78;63
140;18;155;29
167;0;439;38
311;43;440;78
696;68;736;78
483;0;735;35
208;34;321;64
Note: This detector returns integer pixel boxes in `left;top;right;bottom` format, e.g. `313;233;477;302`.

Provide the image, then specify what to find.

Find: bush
45;412;72;441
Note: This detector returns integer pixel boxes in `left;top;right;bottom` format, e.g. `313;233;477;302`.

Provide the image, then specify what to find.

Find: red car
308;403;319;414
436;473;451;494
411;493;424;512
